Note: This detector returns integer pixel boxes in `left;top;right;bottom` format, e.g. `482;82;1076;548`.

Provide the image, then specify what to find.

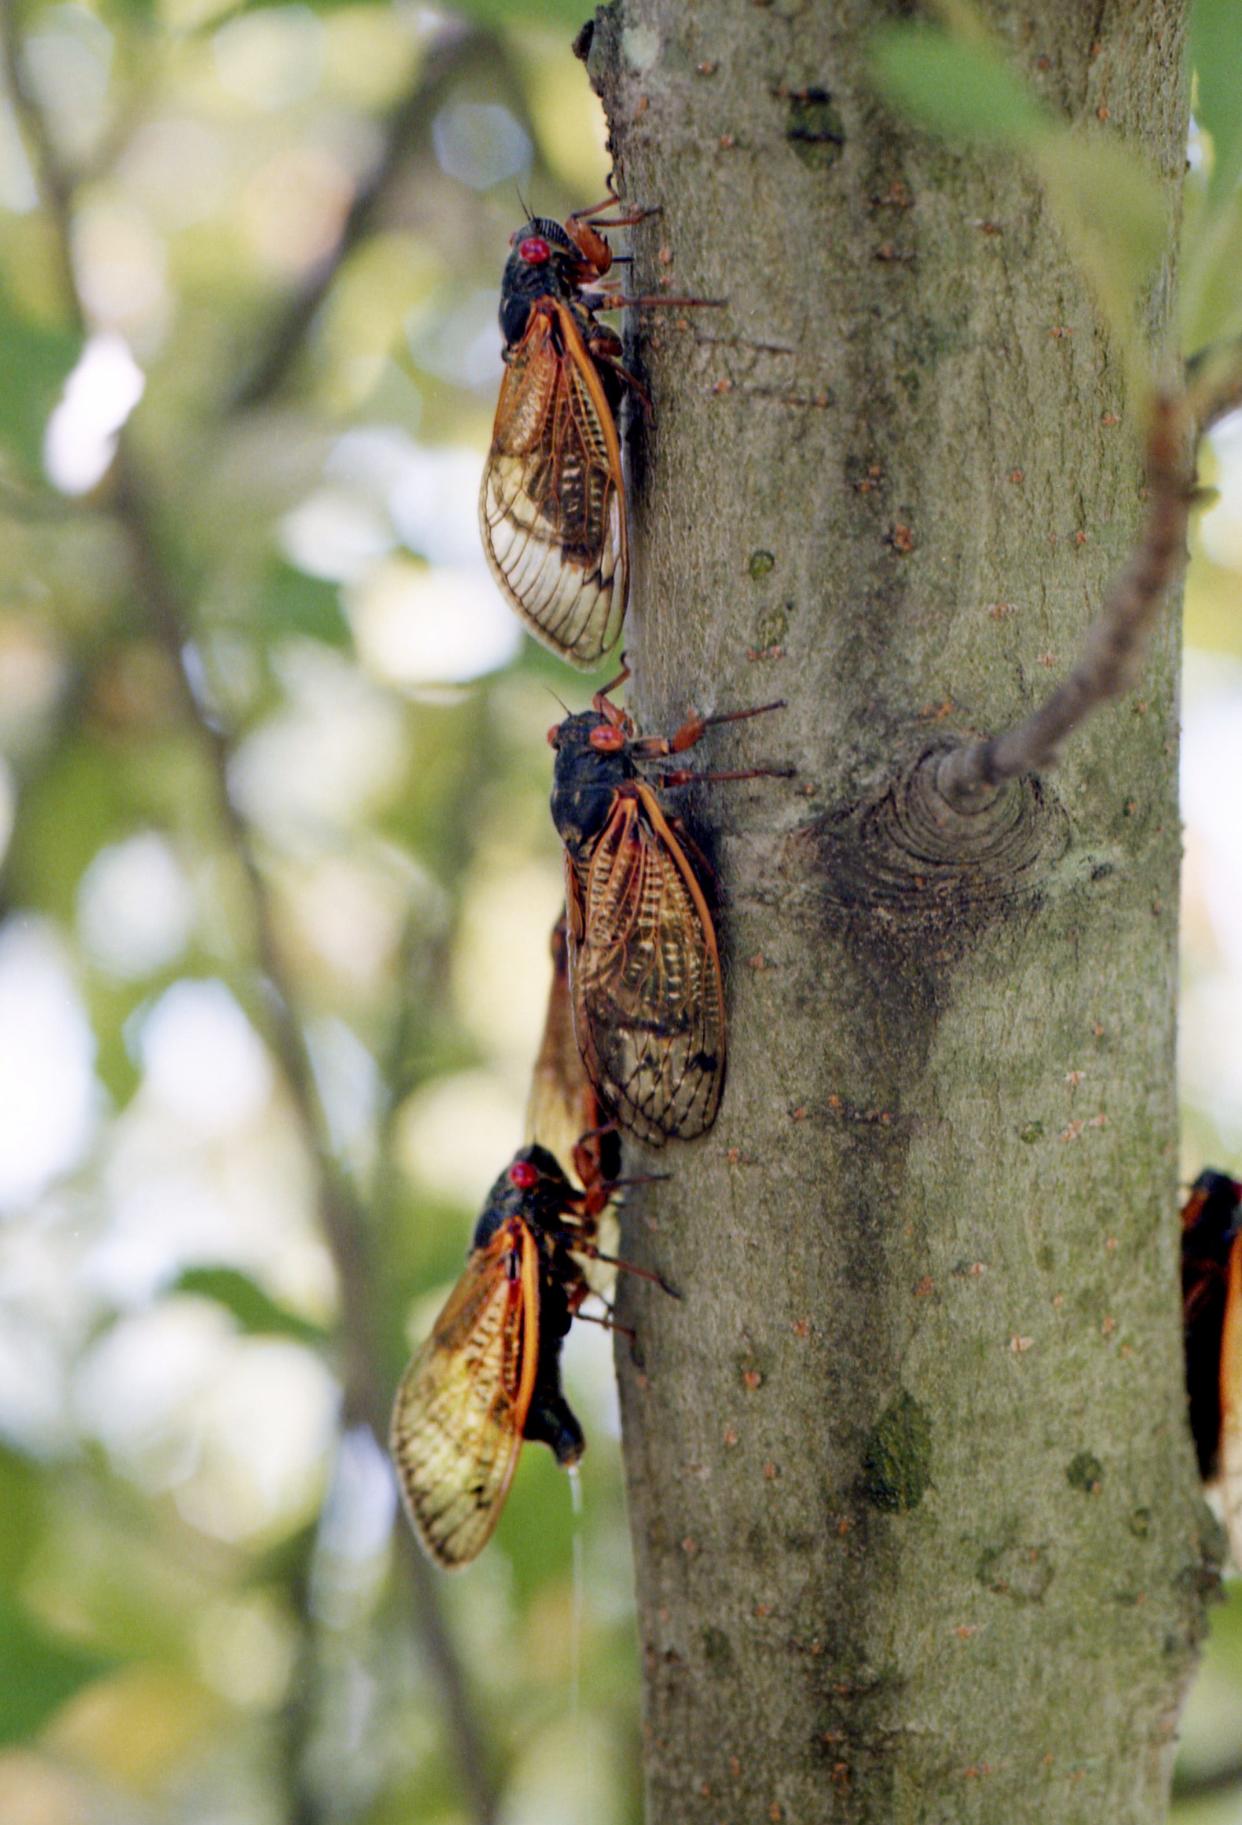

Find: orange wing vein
389;1219;539;1569
479;300;627;669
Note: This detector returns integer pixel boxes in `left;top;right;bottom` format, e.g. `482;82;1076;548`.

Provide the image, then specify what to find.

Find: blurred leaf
9;736;134;921
1182;187;1242;355
232;0;582;15
259;562;351;650
869;24;1048;148
0;1447;47;1586
173;1266;330;1344
417;0;587;22
871;21;1166;391
0;1595;113;1745
1186;546;1242;656
86;974;156;1107
45;1663;217;1788
0;286;80;482
1038;133;1167;360
1192;0;1242;205
31;1467;218;1664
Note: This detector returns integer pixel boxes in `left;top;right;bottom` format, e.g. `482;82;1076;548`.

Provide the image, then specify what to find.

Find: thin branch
1187;338;1242;437
111;449;381;1410
1;18;498;1820
0;0;84;338
935;392;1189;810
1172;1755;1242;1801
227;19;485;411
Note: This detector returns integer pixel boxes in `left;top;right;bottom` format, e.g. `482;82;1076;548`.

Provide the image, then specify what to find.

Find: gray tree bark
583;3;1214;1821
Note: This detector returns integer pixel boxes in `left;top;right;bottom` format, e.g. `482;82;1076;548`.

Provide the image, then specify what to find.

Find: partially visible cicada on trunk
390;1139;667;1570
479;193;714;669
547;665;789;1146
1181;1167;1242;1563
526;911;622;1295
527;912;621;1179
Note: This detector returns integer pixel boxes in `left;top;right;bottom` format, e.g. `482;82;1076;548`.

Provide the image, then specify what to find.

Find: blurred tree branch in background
0;1;532;1816
229;19;497;412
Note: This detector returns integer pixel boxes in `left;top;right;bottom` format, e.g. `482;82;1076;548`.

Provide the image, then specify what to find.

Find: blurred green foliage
1;0;1242;1820
0;1;639;1820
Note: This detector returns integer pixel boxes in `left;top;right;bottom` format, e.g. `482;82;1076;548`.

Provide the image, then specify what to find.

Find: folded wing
479;301;627;668
390;1221;538;1569
568;787;724;1145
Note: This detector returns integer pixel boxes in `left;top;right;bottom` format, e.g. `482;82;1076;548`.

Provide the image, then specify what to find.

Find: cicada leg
630;698;787;759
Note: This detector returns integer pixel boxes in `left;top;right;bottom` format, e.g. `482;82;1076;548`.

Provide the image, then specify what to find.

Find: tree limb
935;392;1189;809
0;0;84;338
1173;1754;1242;1801
227;19;489;412
1187;338;1242;438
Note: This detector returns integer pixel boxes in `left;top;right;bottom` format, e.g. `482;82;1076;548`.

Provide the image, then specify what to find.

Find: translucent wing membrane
567;785;724;1145
479;302;626;668
390;1219;538;1570
525;914;622;1294
526;914;604;1175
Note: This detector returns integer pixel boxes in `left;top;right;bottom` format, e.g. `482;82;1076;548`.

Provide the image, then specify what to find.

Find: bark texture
585;4;1213;1821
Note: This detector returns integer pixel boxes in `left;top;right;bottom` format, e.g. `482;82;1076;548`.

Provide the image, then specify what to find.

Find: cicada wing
570;787;725;1146
479;301;627;668
540;894;623;1299
1219;1235;1242;1568
390;1221;539;1570
525;912;598;1175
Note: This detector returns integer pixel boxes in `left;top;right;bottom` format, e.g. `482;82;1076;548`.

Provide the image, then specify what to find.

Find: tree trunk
584;3;1213;1820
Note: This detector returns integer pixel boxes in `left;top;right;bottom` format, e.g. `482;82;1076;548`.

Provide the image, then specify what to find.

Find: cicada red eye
508;1160;540;1190
547;725;561;748
519;236;551;264
588;724;626;754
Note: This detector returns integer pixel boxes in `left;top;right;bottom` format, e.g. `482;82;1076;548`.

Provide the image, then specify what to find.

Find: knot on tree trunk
782;741;1070;941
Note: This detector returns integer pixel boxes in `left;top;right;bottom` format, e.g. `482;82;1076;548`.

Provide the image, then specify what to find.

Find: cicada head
499;217;584;347
548;710;635;854
472;1143;579;1253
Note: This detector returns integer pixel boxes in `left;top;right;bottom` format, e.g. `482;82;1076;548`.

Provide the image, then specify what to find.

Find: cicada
548;665;788;1146
390;1140;662;1569
1182;1168;1242;1560
479;197;712;668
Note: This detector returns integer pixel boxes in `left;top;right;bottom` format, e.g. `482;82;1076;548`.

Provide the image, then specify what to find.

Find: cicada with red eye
390;1139;668;1569
1182;1168;1242;1560
547;664;789;1146
479;196;715;669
